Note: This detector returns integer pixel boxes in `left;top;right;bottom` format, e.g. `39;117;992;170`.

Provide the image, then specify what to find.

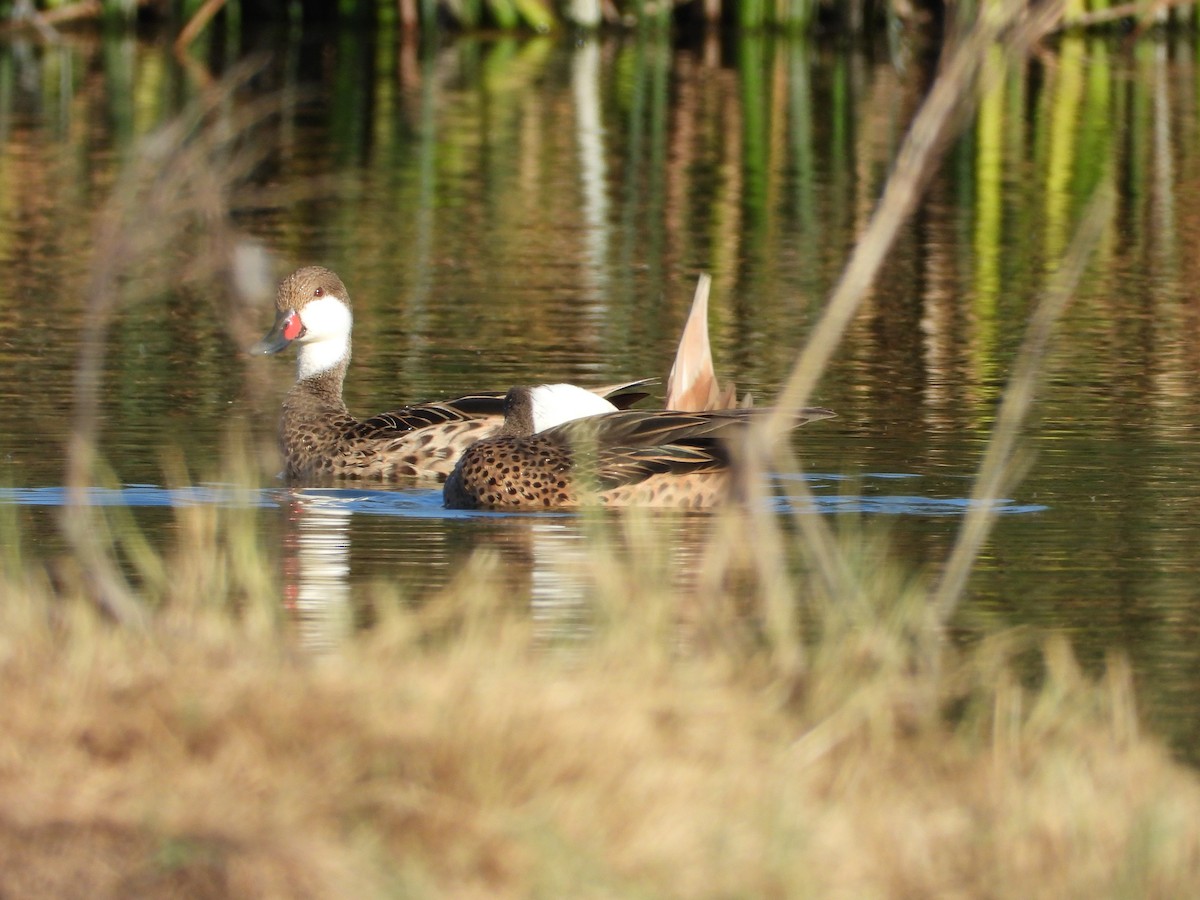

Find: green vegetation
3;0;1198;37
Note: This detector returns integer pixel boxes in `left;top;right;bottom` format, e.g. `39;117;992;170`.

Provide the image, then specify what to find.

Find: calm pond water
1;23;1199;757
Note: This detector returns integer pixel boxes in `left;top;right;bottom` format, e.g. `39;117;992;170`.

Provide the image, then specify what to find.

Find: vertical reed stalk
63;72;279;625
739;0;765;30
420;0;438;29
930;182;1114;626
732;1;1066;658
762;3;1058;441
742;3;1038;593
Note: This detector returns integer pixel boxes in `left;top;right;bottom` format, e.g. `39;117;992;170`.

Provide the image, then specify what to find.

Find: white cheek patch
529;384;618;433
295;296;352;381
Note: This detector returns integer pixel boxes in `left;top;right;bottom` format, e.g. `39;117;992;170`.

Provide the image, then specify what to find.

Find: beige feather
664;274;743;412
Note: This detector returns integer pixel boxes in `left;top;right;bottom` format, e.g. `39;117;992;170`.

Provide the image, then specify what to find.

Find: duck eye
313;286;324;298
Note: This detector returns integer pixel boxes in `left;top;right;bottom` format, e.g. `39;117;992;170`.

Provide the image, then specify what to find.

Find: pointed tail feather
665;274;740;412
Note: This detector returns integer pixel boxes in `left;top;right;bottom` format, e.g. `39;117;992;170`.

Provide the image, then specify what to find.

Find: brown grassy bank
3;521;1200;898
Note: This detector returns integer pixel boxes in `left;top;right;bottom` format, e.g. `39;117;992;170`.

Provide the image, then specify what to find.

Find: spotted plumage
443;387;836;511
444;274;835;511
253;266;649;482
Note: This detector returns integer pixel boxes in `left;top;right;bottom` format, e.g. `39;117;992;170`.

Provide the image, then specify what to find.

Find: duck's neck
297;330;351;384
288;340;352;415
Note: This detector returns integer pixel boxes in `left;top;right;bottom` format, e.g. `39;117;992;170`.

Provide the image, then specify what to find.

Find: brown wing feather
593;445;729;489
542;407;835;452
354;379;655;440
549;406;836;491
354;396;504;438
595;378;656;409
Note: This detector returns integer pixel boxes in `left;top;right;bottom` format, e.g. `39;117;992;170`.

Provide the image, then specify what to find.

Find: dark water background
1;24;1199;757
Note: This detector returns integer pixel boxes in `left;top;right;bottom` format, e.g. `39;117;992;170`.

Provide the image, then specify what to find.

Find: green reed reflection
3;25;1194;414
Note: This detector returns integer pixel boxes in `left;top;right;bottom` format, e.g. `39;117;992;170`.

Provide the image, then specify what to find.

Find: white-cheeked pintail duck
442;384;834;510
252;266;649;481
443;274;835;511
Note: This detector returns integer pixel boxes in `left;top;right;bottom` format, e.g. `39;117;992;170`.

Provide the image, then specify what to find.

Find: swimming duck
252;266;649;481
442;383;835;510
443;275;835;510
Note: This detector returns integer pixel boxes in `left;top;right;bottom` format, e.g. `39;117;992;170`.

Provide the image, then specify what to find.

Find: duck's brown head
252;266;353;381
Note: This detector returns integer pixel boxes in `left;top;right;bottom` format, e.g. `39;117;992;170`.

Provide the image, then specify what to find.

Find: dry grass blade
723;1;1058;619
931;182;1115;626
761;2;1057;443
62;67;282;625
741;3;1062;594
1061;0;1197;29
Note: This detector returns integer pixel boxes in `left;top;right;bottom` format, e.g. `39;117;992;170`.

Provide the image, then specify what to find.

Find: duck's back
281;389;507;481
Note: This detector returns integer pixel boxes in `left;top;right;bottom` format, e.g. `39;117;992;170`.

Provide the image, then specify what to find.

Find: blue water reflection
0;478;1047;519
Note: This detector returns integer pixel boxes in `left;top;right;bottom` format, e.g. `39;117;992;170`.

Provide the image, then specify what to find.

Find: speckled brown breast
443;434;582;510
443;436;735;511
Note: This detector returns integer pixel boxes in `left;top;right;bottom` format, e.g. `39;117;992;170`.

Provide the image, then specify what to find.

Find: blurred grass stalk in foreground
745;0;1116;684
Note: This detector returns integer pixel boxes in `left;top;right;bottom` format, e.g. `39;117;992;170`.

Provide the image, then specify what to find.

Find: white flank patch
295;296;353;381
528;383;618;433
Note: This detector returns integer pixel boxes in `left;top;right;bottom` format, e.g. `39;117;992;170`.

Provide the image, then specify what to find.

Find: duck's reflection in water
527;520;601;645
277;489;720;651
280;490;354;652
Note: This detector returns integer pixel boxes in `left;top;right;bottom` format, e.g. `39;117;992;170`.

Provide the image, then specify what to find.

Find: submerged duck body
254;267;647;481
443;384;835;511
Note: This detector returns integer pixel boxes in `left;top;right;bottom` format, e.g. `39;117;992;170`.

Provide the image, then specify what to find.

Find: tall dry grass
4;3;1200;897
4;504;1200;896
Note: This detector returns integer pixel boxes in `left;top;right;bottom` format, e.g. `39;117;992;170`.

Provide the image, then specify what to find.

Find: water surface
1;25;1199;758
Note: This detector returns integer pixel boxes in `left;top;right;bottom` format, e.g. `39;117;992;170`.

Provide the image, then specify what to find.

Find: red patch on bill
283;311;304;341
